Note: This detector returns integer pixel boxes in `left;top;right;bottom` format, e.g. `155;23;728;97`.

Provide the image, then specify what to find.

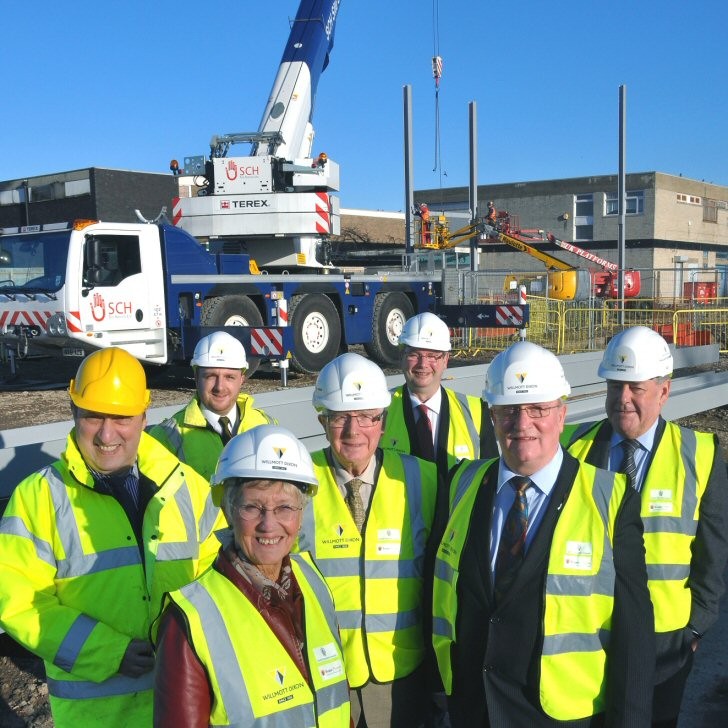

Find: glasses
236;503;302;523
325;412;385;429
492;404;562;420
404;349;446;363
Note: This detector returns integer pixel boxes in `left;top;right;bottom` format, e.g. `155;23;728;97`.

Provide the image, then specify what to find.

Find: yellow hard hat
69;347;150;416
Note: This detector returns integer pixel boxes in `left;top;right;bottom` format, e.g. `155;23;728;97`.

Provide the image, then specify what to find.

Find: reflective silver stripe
299;501;316;554
45;466;143;578
0;515;56;567
364;608;420;633
183;581;316;727
451;391;479;452
451;459;488;511
335;609;363;630
434;557;454;584
400;454;426;568
433;616;453;640
567;421;598;446
647;563;691;581
591;468;616;523
678;426;699;520
541;629;609;656
643;516;693;534
155;481;200;561
54;614;97;672
315;557;418;579
47;671;153;699
546;572;614;598
154;419;185;460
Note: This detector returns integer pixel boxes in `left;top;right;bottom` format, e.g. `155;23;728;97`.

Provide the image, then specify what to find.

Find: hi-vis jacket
433;458;626;721
148;392;275;481
0;431;224;727
166;552;350;727
382;385;495;470
566;419;715;633
298;448;437;689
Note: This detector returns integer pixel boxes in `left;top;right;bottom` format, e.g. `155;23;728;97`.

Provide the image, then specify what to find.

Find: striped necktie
494;476;532;604
345;478;366;533
620;439;640;490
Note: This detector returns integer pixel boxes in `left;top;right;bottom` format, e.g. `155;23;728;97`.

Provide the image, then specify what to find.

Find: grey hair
221;478;310;522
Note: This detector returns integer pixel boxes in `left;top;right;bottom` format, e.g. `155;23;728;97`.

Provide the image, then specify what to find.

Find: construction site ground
1;355;728;726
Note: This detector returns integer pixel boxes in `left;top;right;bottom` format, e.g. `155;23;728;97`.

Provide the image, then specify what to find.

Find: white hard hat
598;326;673;382
398;312;452;352
192;331;248;370
484;341;570;405
312;352;392;412
210;424;318;505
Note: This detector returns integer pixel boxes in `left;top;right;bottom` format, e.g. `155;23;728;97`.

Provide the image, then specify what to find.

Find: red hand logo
91;292;105;322
226;160;238;181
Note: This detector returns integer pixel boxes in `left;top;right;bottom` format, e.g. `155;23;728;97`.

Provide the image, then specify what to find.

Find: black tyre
364;292;414;367
288;294;342;373
200;295;263;377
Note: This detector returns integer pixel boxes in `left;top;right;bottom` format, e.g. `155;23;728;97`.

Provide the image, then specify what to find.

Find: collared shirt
608;419;658;492
199;401;239;437
489;447;564;582
408;386;443;444
328;447;378;512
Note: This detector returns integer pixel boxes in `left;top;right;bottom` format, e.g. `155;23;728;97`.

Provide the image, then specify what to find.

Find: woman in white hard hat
153;425;350;727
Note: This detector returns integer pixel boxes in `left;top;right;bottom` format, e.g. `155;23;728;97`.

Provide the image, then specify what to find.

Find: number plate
62;347;86;358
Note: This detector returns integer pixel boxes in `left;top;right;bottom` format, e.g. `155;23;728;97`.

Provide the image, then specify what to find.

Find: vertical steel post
404;85;415;270
618;85;627;325
469;102;479;272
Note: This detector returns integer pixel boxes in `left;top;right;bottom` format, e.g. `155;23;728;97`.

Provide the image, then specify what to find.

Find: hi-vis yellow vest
298;449;437;688
0;431;223;727
382;386;482;468
166;553;350;727
148;392;275;481
433;458;626;721
567;420;714;632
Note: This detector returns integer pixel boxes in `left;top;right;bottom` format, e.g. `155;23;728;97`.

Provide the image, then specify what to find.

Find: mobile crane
172;0;343;270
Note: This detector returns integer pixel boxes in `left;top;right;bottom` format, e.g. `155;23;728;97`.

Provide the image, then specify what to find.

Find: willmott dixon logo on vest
324;522;359;546
263;667;306;704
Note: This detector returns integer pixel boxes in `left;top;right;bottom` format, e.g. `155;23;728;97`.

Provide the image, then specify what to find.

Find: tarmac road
679;563;728;726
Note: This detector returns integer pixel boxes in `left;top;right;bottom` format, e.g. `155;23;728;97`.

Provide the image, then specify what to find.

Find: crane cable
432;0;442;175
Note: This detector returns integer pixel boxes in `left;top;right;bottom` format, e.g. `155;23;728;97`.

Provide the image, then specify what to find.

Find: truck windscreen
0;230;71;293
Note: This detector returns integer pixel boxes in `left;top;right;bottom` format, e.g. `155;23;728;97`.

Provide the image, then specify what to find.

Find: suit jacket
446;451;655;728
399;385;499;474
568;417;728;698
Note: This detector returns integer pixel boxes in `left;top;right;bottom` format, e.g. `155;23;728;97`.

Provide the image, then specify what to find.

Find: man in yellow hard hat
0;347;225;728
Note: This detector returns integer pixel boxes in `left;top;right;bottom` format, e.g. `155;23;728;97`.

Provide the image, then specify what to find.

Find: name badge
313;643;344;680
377;528;401;555
648;489;673;514
564;541;593;571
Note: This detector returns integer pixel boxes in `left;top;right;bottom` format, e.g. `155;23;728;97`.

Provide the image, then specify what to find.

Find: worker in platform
149;330;275;482
382;311;498;477
485;200;497;228
0;347;224;727
415;202;432;247
298;352;439;728
564;326;728;728
154;425;350;726
432;340;655;727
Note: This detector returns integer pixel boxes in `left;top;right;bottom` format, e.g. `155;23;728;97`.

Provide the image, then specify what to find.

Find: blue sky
3;0;727;212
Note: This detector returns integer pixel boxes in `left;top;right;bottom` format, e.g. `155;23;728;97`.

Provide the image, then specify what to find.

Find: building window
677;193;702;205
575;194;593;217
605;190;644;215
704;199;718;223
574;224;593;241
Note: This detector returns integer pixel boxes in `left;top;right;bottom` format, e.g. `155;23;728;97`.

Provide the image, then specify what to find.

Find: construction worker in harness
382;312;498;478
154;425;350;727
149;330;276;481
563;326;728;728
432;340;655;727
0;347;225;727
297;352;439;728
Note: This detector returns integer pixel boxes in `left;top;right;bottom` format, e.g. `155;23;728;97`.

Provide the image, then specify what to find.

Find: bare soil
2;354;728;725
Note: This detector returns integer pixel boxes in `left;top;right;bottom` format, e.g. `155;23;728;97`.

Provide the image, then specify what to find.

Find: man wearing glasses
432;340;654;727
383;312;498;475
297;352;439;728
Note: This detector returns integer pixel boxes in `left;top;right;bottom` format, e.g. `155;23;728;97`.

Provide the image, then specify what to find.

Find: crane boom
546;233;618;271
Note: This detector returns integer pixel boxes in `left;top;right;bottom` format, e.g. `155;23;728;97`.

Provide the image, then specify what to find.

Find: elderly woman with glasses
153;425;350;728
296;353;439;728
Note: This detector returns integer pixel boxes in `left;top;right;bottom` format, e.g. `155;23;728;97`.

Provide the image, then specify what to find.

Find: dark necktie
415;404;435;460
620;439;640;490
494;476;532;604
219;416;233;445
345;478;366;533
